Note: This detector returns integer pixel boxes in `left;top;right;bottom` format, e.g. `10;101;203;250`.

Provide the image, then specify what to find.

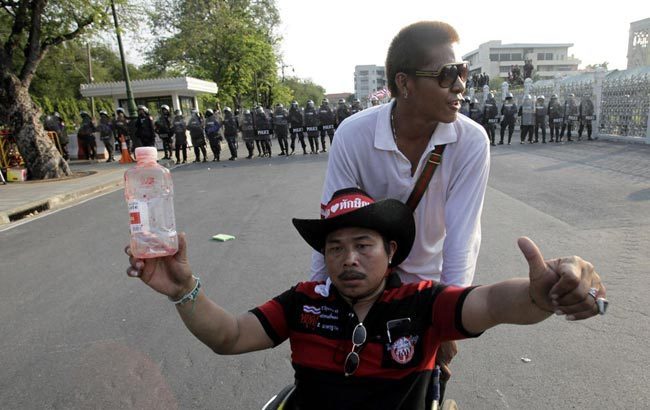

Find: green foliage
282;77;325;106
146;0;284;109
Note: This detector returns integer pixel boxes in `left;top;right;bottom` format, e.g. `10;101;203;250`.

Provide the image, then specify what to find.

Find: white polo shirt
310;102;490;286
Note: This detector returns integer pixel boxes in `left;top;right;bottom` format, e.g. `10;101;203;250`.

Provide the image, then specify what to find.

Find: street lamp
110;0;137;118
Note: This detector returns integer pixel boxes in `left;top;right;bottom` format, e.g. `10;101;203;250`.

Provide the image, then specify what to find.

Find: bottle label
128;200;149;234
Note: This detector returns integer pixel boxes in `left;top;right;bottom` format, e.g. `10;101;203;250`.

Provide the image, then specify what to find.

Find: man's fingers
517;237;546;281
175;232;188;261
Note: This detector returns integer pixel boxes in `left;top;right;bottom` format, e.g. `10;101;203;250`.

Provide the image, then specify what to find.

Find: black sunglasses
343;322;367;377
412;62;468;88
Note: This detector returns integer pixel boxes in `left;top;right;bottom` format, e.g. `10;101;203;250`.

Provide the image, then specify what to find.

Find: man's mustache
338;270;366;280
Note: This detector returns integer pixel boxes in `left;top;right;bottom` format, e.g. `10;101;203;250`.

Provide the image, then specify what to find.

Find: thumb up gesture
518;237;606;320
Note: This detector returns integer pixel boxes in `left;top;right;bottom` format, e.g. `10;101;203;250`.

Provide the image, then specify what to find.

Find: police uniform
303;101;320;154
318;100;336;151
204;110;223;161
499;97;517;145
289;103;307;155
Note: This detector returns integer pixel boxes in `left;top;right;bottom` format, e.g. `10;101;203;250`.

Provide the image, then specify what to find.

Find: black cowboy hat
292;188;415;267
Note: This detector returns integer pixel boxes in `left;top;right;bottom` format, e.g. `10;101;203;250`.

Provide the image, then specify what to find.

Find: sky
275;0;648;94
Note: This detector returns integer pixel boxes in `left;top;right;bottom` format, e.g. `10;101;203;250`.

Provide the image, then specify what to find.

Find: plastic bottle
124;147;178;258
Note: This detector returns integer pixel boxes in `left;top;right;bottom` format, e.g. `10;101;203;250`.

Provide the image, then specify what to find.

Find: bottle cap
135;147;158;163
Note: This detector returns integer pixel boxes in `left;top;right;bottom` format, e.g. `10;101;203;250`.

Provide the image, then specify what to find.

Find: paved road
1;140;648;409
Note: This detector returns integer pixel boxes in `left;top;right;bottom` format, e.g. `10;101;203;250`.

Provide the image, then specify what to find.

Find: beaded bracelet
169;276;201;305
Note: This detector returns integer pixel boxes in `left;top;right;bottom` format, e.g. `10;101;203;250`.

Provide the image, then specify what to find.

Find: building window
499;53;510;61
179;96;195;119
359;70;368;75
545;53;553;60
511;53;522;61
537;53;546;60
500;66;511;73
490;54;499;62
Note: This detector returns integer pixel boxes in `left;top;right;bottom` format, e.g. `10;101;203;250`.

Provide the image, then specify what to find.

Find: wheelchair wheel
261;384;296;410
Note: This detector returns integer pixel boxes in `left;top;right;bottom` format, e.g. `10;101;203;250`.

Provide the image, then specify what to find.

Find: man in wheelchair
125;188;607;410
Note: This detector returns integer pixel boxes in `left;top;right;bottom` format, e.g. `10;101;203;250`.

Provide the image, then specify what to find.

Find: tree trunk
1;72;70;179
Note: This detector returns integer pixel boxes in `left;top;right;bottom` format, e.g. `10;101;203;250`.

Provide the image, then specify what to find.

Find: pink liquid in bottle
124;147;178;258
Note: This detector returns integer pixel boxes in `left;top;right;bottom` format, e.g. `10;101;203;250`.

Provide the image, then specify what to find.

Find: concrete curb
0;178;124;226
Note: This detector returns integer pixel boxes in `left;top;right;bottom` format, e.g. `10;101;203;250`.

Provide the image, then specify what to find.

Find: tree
146;0;282;110
0;1;127;179
283;77;326;106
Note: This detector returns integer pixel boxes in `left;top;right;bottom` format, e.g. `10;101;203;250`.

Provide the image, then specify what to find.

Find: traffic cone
118;135;134;163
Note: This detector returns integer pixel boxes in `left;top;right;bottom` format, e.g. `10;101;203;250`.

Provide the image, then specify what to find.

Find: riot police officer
335;99;350;128
155;104;174;160
77;111;97;160
468;98;483;125
221;107;239;160
534;96;547;143
273;103;290;156
289;101;306;155
459;96;471;117
303;100;320;154
98;110;115;162
499;93;517;145
578;96;595;141
370;96;380;106
254;106;273;157
547;94;563;143
560;93;578;142
172;109;188;163
204;108;223;161
349;98;363;115
482;92;499;146
188;109;207;162
240;109;256;159
519;94;535;143
44;112;69;160
135;105;156;148
318;98;336;151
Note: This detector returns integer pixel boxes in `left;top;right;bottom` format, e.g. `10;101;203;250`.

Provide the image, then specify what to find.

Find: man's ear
389;240;398;261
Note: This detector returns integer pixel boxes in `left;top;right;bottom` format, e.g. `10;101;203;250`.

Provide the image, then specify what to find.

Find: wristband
169;276;201;305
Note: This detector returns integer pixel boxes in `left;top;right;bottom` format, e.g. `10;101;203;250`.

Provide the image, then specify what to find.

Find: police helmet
160;104;170;112
338;98;346;104
224;107;232;112
54;112;62;118
256;106;264;113
306;100;314;108
322;98;329;105
137;105;148;113
537;95;545;101
488;92;495;99
353;98;361;104
80;110;90;117
463;96;471;103
551;94;558;99
370;96;379;101
568;93;575;98
506;93;514;99
116;107;125;114
471;98;479;105
205;109;214;116
244;109;251;115
99;110;108;116
276;103;283;109
291;100;298;106
174;109;182;115
190;108;199;114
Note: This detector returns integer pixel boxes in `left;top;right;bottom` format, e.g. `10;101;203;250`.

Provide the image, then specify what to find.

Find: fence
467;67;650;143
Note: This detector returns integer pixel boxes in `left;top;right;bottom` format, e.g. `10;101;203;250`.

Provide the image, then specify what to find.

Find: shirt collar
374;100;459;152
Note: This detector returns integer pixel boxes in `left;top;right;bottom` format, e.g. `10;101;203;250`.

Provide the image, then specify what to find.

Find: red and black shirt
250;273;481;410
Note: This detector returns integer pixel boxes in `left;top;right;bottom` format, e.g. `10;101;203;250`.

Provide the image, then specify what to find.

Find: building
325;92;352;104
627;18;650;69
462;41;581;81
79;77;218;118
354;65;387;102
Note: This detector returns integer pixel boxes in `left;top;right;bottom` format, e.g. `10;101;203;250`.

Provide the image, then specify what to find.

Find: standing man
482;92;499;146
187;109;207;162
44;112;69;160
240;109;256;159
349;98;363;115
77;111;97;160
318;98;336;151
499;93;517;145
335;98;350;128
468;98;482;125
98;110;115;162
155;105;174;160
172;109;188;164
254;106;273;157
289;101;306;155
578;96;595;141
204;109;222;161
272;103;290;156
547;94;563;142
519;94;535;144
135;105;156;148
459;96;470;117
310;21;490;390
222;107;239;160
303;100;320;154
560;93;578;142
534;96;547;143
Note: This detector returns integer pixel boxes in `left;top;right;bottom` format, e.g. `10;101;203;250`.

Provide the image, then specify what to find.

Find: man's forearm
176;290;240;354
486;278;552;326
